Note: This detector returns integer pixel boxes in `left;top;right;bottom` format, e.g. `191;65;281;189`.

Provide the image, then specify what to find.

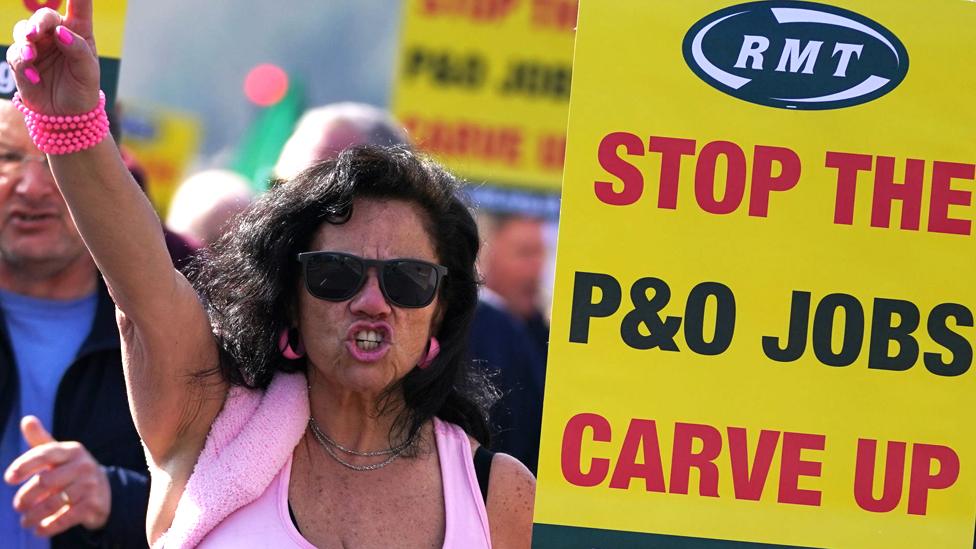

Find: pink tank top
198;418;492;548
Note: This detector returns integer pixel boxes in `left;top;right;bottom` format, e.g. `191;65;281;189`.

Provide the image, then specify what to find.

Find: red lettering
595;132;645;206
826;151;873;225
907;443;960;515
24;0;61;11
853;439;907;513
537;133;566;172
421;0;516;21
928;161;975;236
670;422;722;497
404;116;522;166
531;0;578;31
608;419;666;492
727;427;779;501
649;136;696;210
749;145;801;218
777;432;824;506
402;117;419;135
593;134;805;216
870;156;924;230
561;413;611;487
695;141;747;215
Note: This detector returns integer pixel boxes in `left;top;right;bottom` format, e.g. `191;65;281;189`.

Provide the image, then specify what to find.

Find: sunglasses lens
305;254;364;300
383;260;439;307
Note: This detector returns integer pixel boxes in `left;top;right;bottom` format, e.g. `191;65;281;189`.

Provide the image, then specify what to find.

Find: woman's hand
6;0;100;115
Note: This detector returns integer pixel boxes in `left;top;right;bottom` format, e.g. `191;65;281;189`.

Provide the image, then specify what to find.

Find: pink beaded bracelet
12;91;110;155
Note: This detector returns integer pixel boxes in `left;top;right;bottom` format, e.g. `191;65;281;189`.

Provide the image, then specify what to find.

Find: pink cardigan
154;372;492;548
155;373;310;548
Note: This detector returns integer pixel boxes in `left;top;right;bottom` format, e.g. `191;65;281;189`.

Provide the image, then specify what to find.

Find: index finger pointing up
64;0;93;38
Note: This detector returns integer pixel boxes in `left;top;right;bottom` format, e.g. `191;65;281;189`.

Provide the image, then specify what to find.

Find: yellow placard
535;1;976;547
1;0;126;101
120;103;201;218
391;0;577;192
0;0;125;55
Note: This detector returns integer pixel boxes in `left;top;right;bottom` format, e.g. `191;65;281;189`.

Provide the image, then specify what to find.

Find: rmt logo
683;1;908;110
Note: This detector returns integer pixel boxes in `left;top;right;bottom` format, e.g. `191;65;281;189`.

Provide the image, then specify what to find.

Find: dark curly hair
191;145;494;445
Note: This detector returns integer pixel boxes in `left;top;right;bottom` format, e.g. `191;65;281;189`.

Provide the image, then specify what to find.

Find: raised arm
5;1;225;469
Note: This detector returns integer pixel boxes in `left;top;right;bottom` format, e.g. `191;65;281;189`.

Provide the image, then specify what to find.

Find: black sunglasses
296;251;448;308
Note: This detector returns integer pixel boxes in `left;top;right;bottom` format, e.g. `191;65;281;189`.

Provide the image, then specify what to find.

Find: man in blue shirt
477;213;550;473
479;212;551;358
0;100;148;548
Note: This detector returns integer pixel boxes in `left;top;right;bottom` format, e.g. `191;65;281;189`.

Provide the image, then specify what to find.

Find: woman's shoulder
445;423;536;500
464;435;535;549
486;452;535;549
478;445;535;503
462;432;533;478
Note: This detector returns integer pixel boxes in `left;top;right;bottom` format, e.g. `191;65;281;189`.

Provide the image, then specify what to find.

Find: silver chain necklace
307;418;415;472
308;417;414;456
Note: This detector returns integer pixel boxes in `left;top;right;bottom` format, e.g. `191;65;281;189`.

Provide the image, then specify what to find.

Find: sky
118;0;404;155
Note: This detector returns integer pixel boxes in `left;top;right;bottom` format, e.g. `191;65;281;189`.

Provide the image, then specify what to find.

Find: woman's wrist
12;90;110;155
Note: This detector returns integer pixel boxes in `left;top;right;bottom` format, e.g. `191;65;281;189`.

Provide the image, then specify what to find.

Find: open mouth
10;212;57;226
11;213;54;221
354;329;385;352
345;322;393;362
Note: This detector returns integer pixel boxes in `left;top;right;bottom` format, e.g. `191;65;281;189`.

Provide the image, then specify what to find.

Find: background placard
391;0;576;194
0;0;127;106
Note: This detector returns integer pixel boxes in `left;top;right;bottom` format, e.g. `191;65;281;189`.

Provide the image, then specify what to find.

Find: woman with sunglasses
6;2;534;547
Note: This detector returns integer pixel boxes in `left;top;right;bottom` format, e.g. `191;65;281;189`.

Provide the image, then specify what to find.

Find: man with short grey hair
0;100;148;549
274;102;410;180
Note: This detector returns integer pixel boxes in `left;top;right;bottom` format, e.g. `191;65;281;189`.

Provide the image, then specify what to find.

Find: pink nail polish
26;25;38;41
21;45;35;62
24;67;40;85
56;26;73;45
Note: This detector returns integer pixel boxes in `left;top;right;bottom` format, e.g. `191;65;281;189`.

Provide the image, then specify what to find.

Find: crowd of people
0;1;550;548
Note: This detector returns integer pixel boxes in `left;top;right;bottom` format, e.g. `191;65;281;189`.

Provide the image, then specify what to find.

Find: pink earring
278;328;305;360
419;337;440;369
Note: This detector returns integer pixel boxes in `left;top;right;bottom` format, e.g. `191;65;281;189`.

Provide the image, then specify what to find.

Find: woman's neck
306;375;410;454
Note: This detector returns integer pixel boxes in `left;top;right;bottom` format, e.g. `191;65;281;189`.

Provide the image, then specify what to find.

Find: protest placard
534;2;976;547
121;103;200;216
0;0;127;107
392;0;576;214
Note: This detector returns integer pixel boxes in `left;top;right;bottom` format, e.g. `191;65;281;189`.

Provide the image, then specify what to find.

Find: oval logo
682;1;908;110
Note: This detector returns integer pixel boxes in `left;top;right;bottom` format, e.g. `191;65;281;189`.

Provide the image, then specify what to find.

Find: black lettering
500;61;572;99
620;277;681;351
924;303;973;377
402;48;486;89
551;66;572;99
812;293;864;367
569;271;621;343
464;55;486;87
762;291;811;362
403;47;427;78
684;282;736;355
868;298;920;371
